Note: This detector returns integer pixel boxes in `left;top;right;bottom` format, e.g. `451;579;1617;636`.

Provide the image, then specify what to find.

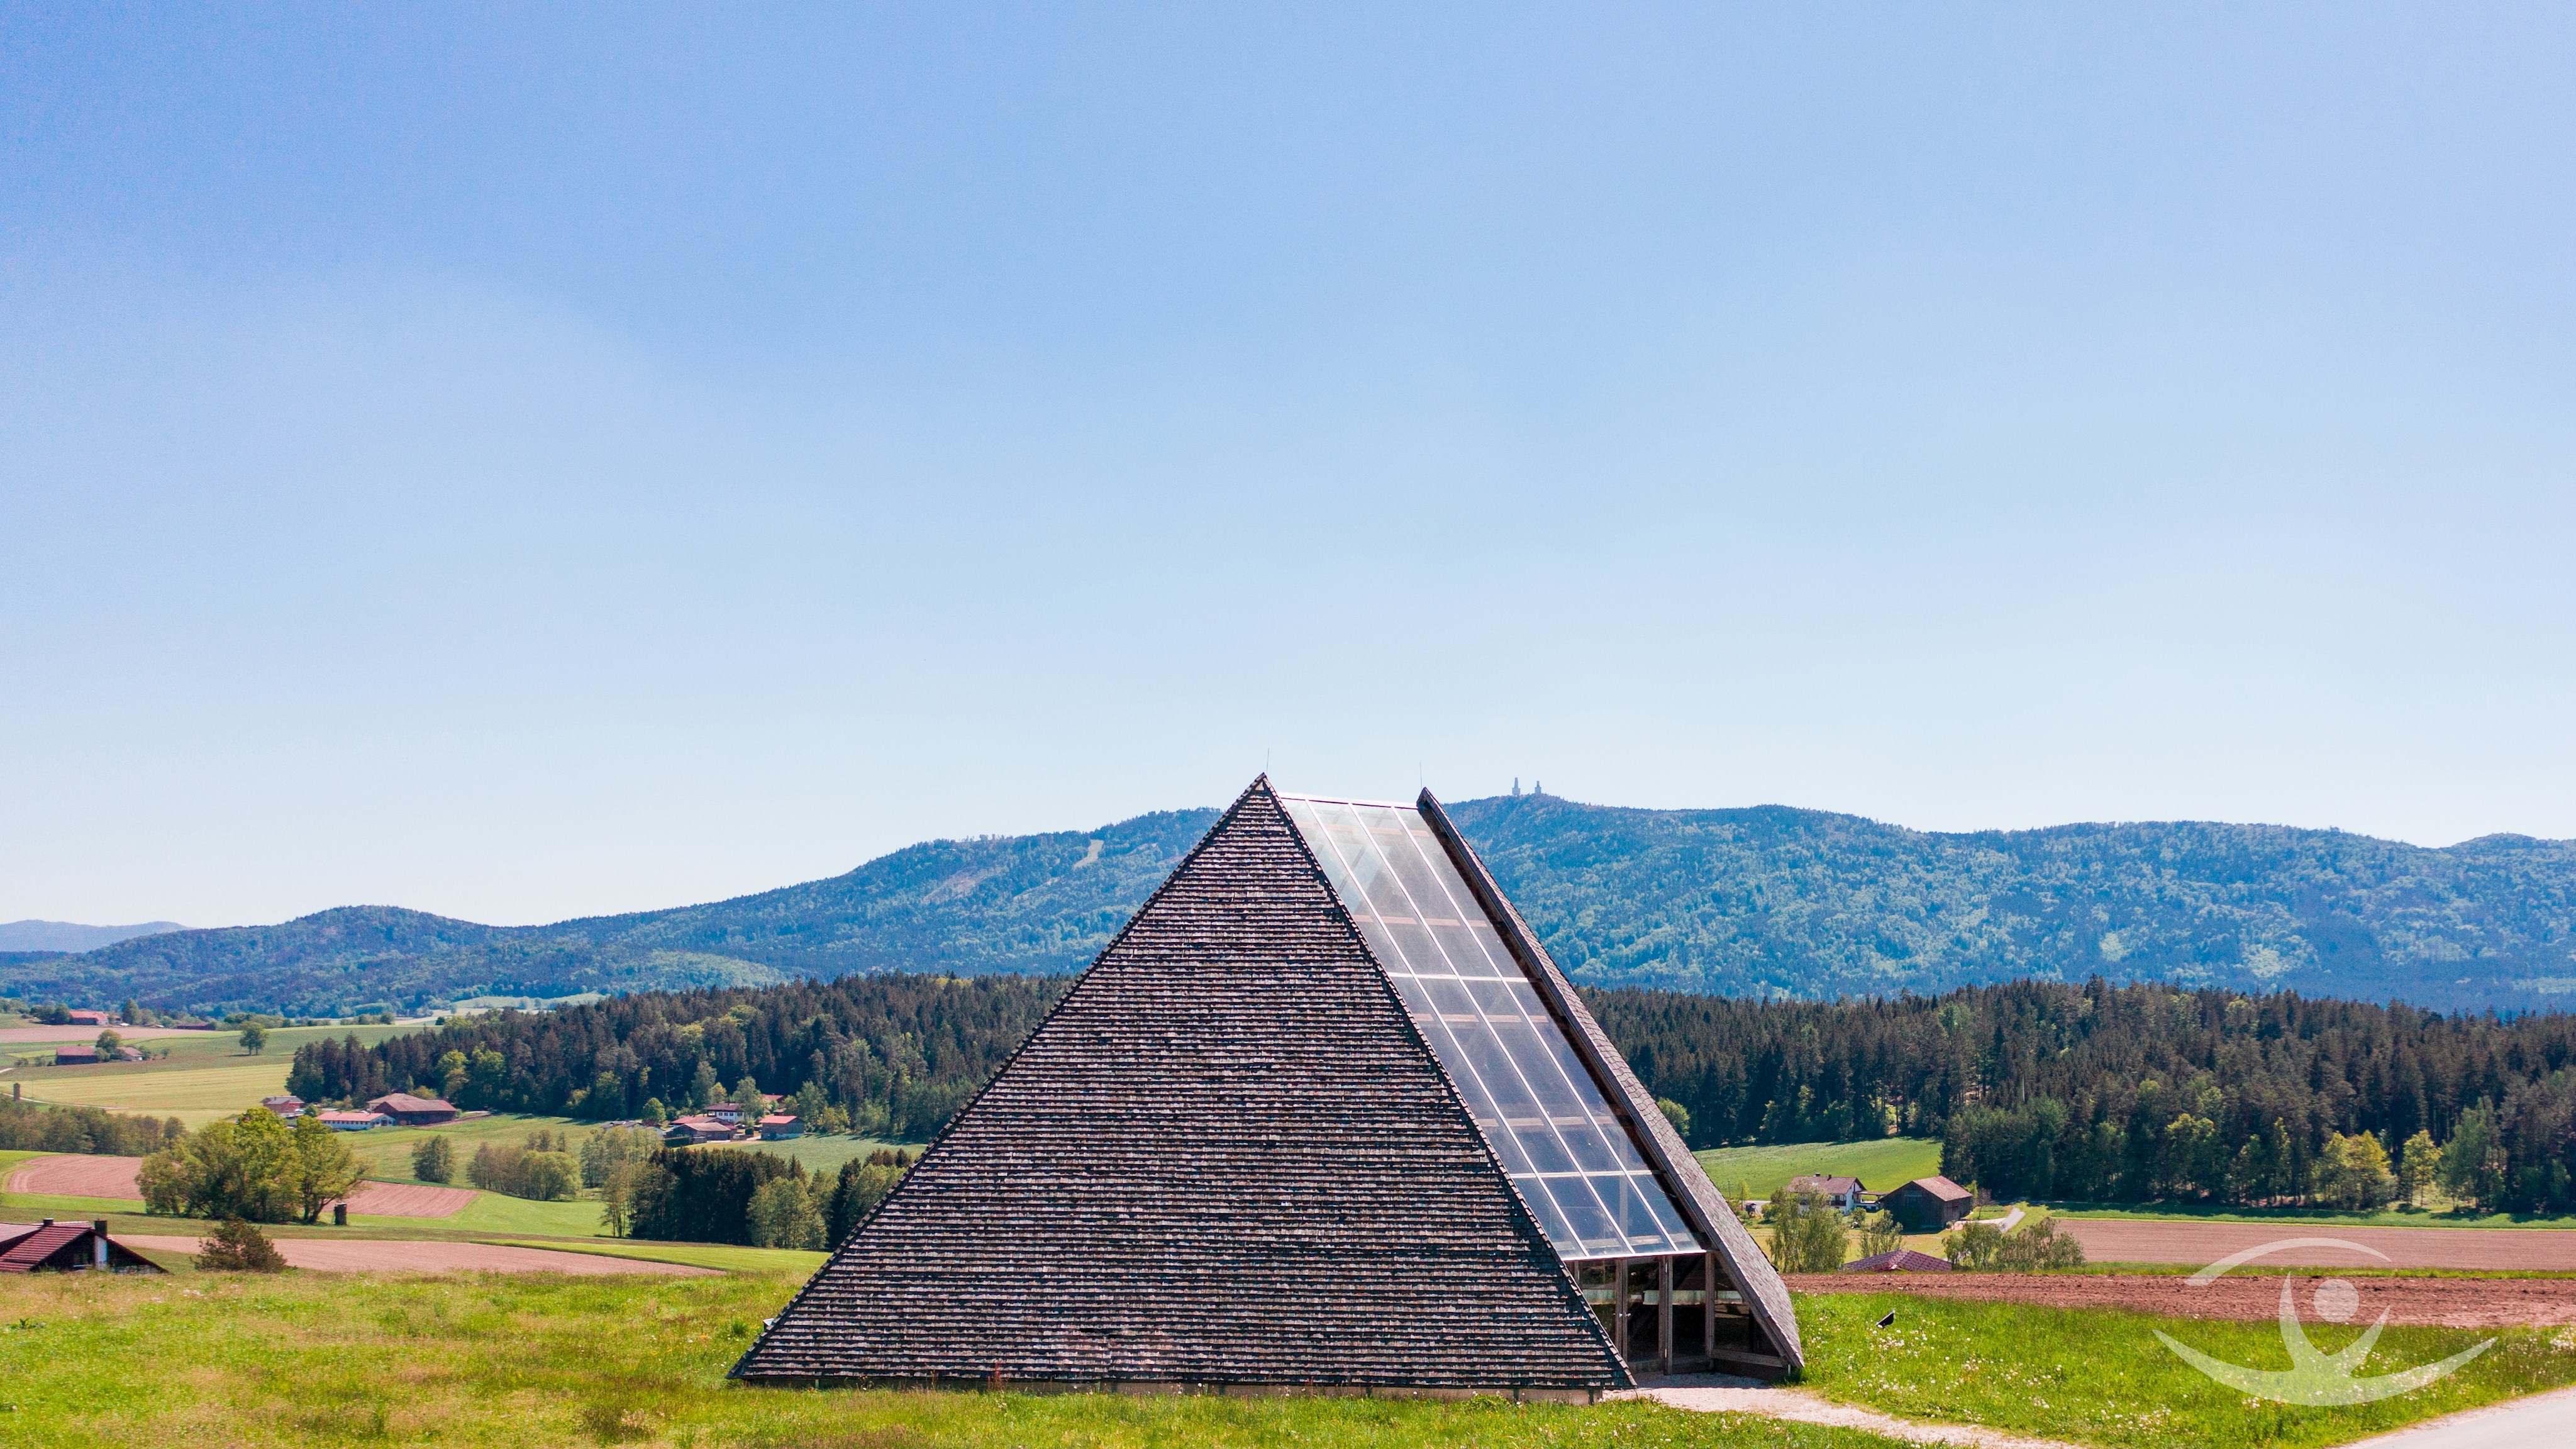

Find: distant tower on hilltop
1512;778;1520;796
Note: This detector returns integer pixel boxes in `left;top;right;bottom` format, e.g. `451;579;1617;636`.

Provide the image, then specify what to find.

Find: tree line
286;974;1065;1138
283;967;2576;1216
1590;977;2576;1214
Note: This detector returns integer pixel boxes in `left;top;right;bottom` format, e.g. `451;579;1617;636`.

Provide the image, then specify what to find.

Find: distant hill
0;919;185;953
5;796;2572;1016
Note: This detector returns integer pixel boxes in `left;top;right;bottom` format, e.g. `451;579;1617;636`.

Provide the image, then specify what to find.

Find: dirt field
0;1026;206;1044
119;1235;717;1275
2060;1218;2576;1270
9;1154;472;1217
1789;1271;2576;1329
345;1180;475;1216
6;1153;144;1198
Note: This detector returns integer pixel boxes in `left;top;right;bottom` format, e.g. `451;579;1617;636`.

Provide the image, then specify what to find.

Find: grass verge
0;1271;1912;1448
1797;1289;2576;1448
479;1238;829;1275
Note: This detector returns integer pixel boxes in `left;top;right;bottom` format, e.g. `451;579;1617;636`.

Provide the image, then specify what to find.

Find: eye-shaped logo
2153;1238;2495;1405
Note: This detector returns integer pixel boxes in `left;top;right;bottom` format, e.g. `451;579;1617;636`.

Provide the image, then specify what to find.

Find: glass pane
1279;794;1707;1262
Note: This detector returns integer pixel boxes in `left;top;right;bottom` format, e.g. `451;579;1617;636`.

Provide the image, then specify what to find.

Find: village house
702;1101;747;1126
1880;1175;1975;1231
757;1113;802;1140
0;1219;163;1274
262;1095;304;1116
1784;1174;1868;1211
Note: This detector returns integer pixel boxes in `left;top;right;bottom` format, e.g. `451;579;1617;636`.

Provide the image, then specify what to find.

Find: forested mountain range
8;793;2575;1015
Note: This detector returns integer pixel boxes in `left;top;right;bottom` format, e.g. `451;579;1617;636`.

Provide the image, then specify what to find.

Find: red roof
1787;1175;1865;1194
66;1010;113;1026
0;1223;91;1272
758;1114;797;1126
1840;1248;1954;1274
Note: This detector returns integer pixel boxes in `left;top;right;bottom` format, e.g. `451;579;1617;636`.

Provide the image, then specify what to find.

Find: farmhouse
1882;1175;1975;1231
665;1114;739;1144
1785;1174;1867;1210
733;779;1802;1398
262;1095;305;1116
365;1092;458;1126
703;1102;746;1126
0;1219;163;1274
757;1114;803;1140
52;1045;99;1066
65;1009;115;1027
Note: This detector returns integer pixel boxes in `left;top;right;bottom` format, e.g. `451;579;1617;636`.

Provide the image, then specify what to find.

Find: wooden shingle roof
734;777;1628;1392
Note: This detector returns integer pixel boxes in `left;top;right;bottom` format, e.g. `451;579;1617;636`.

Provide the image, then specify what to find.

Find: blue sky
5;4;2573;927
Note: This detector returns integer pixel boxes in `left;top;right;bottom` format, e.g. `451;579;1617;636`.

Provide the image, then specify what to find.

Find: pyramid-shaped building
733;778;1801;1398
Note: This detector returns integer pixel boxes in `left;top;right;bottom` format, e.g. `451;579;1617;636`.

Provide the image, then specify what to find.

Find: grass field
1692;1138;1946;1201
0;1271;1914;1449
1799;1291;2576;1448
714;1133;917;1174
481;1238;830;1275
6;1025;421;1126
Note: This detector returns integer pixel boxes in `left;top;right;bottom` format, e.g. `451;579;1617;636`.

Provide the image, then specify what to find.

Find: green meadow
1797;1291;2576;1448
0;1270;1909;1449
6;1024;421;1125
1690;1138;1945;1201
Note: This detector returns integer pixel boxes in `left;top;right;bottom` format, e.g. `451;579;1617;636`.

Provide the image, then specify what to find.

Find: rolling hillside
6;794;2573;1015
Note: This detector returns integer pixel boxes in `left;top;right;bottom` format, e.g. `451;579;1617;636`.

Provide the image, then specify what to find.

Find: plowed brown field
2060;1218;2576;1270
9;1154;470;1217
1788;1272;2576;1329
119;1235;714;1275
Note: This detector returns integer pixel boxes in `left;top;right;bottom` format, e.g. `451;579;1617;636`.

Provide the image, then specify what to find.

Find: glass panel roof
1279;794;1705;1262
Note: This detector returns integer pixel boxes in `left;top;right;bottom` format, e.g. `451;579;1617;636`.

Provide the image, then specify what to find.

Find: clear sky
5;4;2572;929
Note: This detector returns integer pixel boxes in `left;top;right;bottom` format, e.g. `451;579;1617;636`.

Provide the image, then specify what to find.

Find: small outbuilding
317;1109;389;1131
0;1219;164;1274
1784;1175;1867;1210
52;1045;99;1066
757;1114;802;1140
1840;1248;1953;1274
367;1092;459;1126
1881;1175;1975;1231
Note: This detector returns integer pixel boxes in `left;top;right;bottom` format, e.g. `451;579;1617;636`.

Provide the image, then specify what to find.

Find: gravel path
120;1235;716;1275
1619;1377;2082;1448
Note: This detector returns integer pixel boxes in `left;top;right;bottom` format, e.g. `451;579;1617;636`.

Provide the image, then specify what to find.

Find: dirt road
119;1235;715;1275
1788;1272;2576;1328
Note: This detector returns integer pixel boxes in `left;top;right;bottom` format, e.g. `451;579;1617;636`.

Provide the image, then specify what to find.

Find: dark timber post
1612;1258;1628;1364
1703;1250;1717;1365
1658;1256;1673;1378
